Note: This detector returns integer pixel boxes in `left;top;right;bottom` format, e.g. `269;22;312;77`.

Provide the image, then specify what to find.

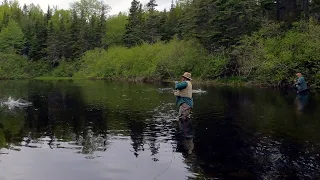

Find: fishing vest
176;81;192;98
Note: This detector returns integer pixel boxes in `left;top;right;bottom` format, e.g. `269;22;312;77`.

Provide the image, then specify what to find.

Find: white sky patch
17;0;172;15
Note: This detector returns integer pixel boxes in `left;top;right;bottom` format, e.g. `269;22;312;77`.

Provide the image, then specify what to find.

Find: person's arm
175;81;188;90
297;77;303;86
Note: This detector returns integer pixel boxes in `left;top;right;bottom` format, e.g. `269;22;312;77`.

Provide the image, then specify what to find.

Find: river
0;80;319;180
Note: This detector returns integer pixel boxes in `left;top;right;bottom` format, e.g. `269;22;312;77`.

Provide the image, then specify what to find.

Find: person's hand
174;90;178;96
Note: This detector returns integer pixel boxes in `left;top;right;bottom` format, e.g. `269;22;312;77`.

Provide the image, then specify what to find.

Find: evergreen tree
88;13;98;49
310;0;320;21
46;6;52;23
79;9;89;53
28;19;47;60
145;0;160;43
159;10;171;41
70;10;82;58
147;0;158;13
160;2;180;41
9;1;23;24
187;0;262;51
58;16;67;59
2;12;9;27
46;20;59;64
123;0;144;47
97;5;107;48
0;0;318;62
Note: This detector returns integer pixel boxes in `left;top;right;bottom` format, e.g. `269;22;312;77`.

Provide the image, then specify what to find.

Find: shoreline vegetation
0;0;319;91
15;76;318;92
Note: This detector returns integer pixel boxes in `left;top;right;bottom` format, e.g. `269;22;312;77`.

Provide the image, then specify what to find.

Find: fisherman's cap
182;72;192;80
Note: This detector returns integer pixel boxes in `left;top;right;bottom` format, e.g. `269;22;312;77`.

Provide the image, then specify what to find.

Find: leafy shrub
49;60;79;77
0;53;50;79
75;39;229;81
26;60;51;77
0;53;29;79
233;20;320;87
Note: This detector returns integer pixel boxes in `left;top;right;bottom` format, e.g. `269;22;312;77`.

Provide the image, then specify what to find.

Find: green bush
49;60;79;77
0;53;50;79
26;60;51;77
0;53;29;79
75;39;229;81
233;20;320;87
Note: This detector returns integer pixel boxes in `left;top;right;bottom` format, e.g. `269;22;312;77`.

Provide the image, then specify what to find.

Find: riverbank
1;22;319;91
28;76;318;92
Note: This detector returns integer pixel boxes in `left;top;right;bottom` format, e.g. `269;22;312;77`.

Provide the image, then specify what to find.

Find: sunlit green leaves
104;13;128;47
75;38;224;80
0;20;25;54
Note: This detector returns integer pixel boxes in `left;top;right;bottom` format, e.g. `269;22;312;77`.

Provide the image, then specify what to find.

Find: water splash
0;96;32;110
192;89;207;94
157;88;207;94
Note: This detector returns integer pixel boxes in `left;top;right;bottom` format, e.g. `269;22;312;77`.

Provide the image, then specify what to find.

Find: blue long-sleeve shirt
175;81;193;108
295;76;308;93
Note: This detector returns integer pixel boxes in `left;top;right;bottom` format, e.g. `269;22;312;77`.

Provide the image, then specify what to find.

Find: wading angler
174;72;193;122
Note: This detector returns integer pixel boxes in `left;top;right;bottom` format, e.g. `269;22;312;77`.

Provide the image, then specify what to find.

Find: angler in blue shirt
175;81;193;108
174;72;193;122
294;73;308;94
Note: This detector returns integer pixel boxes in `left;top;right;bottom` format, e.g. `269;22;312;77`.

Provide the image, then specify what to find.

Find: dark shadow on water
175;119;194;156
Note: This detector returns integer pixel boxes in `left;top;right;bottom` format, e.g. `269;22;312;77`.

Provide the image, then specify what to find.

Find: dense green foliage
0;0;319;89
104;13;127;47
233;21;320;88
0;53;49;79
75;39;227;80
0;19;25;53
0;0;108;61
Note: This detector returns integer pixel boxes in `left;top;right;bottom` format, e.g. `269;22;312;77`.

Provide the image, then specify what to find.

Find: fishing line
153;151;175;180
124;34;176;82
275;63;296;71
164;65;175;82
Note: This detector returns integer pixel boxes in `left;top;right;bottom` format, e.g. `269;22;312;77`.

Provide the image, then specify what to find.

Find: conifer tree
145;0;160;43
123;0;144;47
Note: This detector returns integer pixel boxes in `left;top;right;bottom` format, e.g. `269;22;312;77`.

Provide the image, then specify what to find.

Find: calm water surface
0;80;319;180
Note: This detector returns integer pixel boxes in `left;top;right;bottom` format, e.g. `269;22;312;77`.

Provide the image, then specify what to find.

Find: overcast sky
18;0;172;15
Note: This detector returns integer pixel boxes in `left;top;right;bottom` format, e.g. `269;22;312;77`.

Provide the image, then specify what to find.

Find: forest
0;0;319;89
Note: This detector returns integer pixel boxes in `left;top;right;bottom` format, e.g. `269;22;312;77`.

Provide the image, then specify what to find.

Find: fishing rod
124;34;177;82
275;63;297;71
163;64;175;82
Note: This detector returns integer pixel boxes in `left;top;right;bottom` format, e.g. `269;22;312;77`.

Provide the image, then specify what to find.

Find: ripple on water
0;81;320;180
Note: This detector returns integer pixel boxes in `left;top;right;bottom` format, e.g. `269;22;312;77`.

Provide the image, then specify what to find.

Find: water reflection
177;119;194;155
295;92;309;112
0;80;319;180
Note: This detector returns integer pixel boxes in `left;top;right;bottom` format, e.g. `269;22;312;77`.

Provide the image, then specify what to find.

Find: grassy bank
0;21;319;90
